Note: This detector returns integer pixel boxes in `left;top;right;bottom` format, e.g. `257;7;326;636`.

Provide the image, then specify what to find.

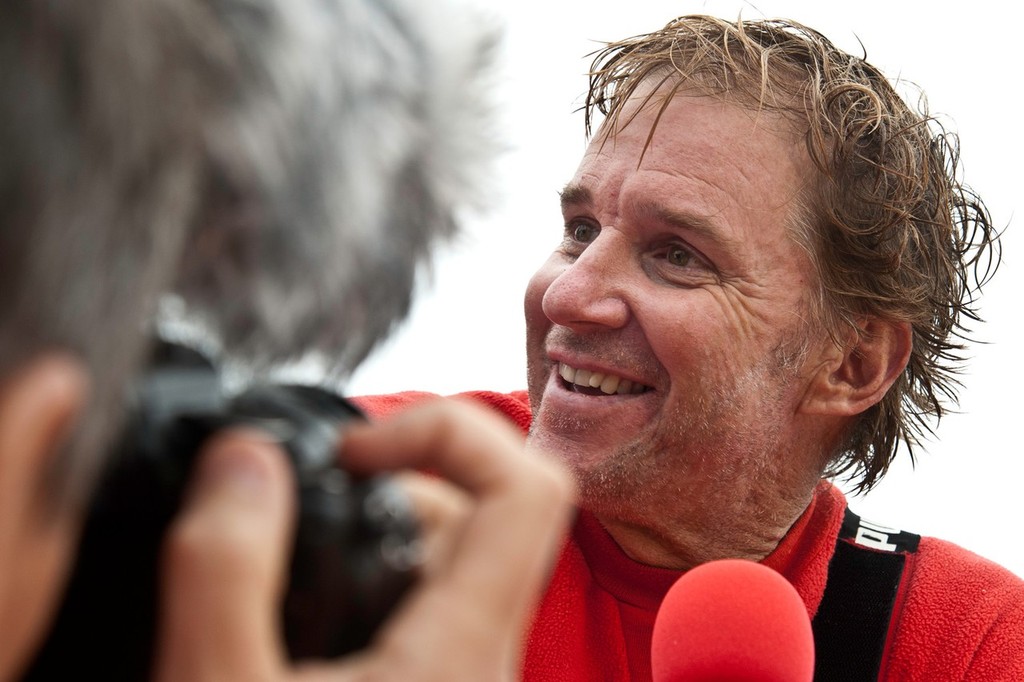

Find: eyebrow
559;181;734;251
559;182;593;212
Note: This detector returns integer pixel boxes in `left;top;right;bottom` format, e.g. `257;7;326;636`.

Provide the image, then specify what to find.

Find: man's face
524;95;832;518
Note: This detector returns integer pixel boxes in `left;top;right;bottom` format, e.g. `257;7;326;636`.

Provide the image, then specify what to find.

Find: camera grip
22;353;419;680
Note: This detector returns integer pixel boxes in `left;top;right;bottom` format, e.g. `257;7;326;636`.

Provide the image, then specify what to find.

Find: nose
541;232;631;331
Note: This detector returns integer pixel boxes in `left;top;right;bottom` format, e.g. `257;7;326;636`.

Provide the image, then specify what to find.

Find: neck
586;472;822;571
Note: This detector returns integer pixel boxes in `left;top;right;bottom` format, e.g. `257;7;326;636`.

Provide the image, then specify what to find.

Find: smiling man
357;15;1024;680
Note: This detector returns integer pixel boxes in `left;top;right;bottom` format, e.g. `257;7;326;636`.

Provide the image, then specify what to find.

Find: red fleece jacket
354;390;1024;681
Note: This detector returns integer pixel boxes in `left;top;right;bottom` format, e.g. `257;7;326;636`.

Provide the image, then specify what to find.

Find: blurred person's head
0;0;495;675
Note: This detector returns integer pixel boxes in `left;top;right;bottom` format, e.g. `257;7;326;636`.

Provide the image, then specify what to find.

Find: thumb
154;430;295;682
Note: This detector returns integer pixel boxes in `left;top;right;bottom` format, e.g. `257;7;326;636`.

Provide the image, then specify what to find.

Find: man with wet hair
0;1;571;680
360;15;1024;679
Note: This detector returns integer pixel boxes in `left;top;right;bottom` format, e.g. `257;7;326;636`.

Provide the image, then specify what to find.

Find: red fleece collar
574;481;846;618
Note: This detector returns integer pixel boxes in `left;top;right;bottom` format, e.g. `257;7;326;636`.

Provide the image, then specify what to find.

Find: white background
349;1;1024;577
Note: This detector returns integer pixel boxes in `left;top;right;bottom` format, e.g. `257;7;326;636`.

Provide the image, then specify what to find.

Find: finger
153;429;294;682
343;398;536;494
392;472;471;578
342;400;575;661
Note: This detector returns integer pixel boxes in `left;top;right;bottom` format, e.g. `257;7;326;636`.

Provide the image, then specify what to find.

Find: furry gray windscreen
165;0;498;381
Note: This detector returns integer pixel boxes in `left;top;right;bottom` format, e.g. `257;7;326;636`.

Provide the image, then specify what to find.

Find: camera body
24;342;420;680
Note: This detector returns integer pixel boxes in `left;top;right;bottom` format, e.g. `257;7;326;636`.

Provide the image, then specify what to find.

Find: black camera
24;341;420;680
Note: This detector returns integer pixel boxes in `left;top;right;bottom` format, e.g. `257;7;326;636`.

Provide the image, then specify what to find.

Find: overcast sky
348;0;1023;577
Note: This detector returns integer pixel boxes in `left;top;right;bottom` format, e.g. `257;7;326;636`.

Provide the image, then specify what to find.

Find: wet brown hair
583;15;1000;491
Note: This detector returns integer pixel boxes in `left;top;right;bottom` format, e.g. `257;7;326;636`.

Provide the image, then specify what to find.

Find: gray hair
0;0;496;500
0;0;217;496
169;0;497;377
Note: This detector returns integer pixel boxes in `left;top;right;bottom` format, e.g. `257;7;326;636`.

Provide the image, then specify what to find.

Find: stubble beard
528;334;810;541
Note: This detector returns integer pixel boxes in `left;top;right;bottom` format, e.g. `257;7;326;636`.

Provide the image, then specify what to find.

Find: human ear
0;354;89;680
800;318;912;417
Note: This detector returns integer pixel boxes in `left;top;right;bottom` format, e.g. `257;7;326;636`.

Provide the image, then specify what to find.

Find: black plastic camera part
22;342;421;680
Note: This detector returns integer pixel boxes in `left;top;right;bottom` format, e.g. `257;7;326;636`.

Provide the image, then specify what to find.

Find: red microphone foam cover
651;559;814;682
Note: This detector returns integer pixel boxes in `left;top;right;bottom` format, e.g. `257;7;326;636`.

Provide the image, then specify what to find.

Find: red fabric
522;484;841;682
884;536;1024;680
354;390;1024;681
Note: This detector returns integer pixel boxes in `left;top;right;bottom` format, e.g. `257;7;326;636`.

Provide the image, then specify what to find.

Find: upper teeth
558;363;648;395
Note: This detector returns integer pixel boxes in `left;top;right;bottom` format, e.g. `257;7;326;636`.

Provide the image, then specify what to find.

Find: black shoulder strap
811;508;920;681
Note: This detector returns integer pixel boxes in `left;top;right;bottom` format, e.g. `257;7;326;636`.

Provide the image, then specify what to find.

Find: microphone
651;559;814;682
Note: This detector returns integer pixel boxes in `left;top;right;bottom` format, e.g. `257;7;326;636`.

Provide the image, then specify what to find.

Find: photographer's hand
153;398;574;681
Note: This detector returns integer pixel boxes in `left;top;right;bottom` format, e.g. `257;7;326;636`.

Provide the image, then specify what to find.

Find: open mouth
557;362;652;396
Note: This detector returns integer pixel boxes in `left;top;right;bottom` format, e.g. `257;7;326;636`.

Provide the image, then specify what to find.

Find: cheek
524;262;559;404
523;259;560;338
639;293;750;381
